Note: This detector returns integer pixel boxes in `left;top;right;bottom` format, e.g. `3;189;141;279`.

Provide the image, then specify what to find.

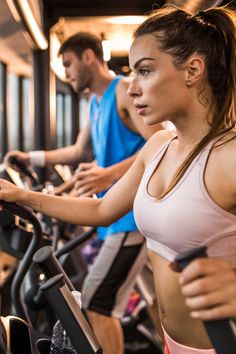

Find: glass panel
64;94;72;146
79;95;90;129
22;77;33;151
0;63;3;161
8;73;19;151
56;93;64;148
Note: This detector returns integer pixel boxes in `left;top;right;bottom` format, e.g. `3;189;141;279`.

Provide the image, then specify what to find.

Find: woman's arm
0;130;172;225
0;145;145;227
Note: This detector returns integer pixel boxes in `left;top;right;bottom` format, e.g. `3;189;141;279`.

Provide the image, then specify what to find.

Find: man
5;32;164;354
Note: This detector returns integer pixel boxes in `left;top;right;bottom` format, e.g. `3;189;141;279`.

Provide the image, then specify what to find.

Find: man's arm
46;121;92;166
5;121;92;168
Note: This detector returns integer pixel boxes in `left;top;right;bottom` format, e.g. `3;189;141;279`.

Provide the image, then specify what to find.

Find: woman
0;5;236;353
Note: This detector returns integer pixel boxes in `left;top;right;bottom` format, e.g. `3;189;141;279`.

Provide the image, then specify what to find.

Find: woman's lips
135;104;148;115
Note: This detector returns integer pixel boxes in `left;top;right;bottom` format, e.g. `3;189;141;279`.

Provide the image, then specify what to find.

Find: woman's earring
186;79;192;87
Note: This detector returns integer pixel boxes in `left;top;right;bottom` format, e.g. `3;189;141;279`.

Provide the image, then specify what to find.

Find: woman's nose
127;79;141;98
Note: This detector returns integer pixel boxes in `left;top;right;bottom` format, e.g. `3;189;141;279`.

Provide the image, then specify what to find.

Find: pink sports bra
133;137;236;266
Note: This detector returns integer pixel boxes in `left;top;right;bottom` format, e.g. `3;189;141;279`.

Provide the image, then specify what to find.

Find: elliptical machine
0;201;102;354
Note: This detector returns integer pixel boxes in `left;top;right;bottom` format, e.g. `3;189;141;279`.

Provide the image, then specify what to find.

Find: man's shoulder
116;77;130;91
115;77;132;111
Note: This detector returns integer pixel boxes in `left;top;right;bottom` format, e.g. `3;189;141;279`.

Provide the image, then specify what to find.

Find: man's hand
4;151;30;166
72;162;114;197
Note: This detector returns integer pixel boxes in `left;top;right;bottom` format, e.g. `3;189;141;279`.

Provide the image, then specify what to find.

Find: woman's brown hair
134;5;236;198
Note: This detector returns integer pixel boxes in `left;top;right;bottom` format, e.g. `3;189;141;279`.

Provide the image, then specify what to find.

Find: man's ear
185;55;205;87
81;48;96;64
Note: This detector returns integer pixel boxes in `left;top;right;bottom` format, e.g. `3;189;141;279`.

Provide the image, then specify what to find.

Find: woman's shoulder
141;129;176;165
214;131;236;157
208;131;236;207
149;128;176;144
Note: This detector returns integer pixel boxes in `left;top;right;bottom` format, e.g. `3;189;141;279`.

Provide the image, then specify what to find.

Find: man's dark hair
59;32;104;62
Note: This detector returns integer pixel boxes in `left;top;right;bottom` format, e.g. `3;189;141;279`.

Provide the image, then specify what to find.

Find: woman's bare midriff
148;249;214;349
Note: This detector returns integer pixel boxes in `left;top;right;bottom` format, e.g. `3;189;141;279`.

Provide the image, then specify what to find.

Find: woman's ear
185;55;205;87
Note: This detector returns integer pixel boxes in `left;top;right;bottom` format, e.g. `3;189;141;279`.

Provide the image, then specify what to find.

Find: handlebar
33;246;74;292
0;201;42;325
40;272;102;353
55;227;96;259
174;246;236;354
8;156;41;189
0;200;34;221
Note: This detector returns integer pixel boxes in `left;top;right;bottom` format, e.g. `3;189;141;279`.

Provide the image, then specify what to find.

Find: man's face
62;51;92;92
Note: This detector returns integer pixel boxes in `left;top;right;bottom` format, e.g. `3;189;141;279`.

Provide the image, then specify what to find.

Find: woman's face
128;34;189;126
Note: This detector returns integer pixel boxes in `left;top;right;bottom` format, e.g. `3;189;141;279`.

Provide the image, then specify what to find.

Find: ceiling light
50;32;66;81
14;0;48;50
5;0;21;22
105;16;147;25
101;33;111;62
102;39;111;62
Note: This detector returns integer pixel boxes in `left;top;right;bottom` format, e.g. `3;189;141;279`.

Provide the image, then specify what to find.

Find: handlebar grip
0;200;34;221
33;246;74;291
174;246;236;354
8;156;39;186
174;246;207;271
8;156;28;172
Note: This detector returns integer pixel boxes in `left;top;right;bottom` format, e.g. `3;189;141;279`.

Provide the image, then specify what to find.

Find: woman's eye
139;69;149;76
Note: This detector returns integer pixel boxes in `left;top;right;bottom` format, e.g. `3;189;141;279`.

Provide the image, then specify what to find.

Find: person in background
5;33;163;198
4;32;164;354
1;4;236;353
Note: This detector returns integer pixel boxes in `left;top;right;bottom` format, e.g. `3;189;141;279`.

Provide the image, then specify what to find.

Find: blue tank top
90;76;146;240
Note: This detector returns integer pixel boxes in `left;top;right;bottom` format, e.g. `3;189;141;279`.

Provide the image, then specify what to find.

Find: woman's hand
0;178;25;204
178;258;236;320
